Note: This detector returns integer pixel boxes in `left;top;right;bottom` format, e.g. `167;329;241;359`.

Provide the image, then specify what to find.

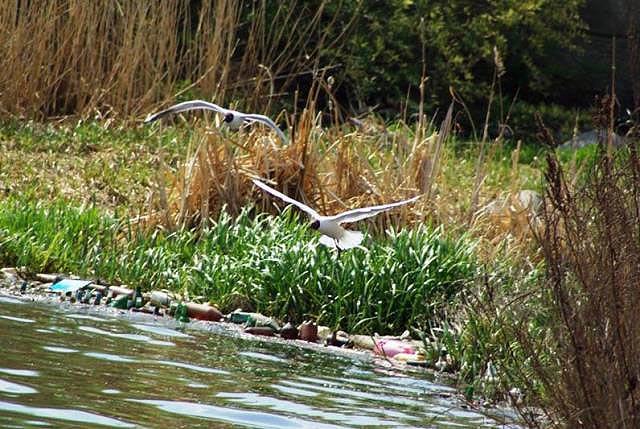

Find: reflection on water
0;294;519;428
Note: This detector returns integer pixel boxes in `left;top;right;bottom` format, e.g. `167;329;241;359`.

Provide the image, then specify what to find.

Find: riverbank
0;119;595;425
0;266;532;426
0;257;455;372
0;286;525;428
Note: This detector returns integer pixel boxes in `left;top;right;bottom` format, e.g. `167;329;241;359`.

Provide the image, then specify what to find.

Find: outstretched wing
327;195;420;224
252;178;319;218
144;100;226;123
242;113;288;144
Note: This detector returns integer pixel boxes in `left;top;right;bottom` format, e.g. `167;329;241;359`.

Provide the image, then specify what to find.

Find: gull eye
224;113;234;123
309;220;320;230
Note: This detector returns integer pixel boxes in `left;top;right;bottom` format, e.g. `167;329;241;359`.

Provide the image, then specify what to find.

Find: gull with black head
252;178;419;251
144;100;288;144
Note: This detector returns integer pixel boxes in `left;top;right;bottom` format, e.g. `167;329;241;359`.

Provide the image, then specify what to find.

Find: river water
0;294;518;428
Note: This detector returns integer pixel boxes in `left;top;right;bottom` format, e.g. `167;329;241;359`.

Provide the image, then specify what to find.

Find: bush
320;0;585;115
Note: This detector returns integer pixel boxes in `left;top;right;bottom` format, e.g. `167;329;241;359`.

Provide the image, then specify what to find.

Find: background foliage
1;0;586;125
321;0;585;114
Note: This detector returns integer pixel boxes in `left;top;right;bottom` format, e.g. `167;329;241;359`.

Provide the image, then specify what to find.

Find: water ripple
78;325;174;347
153;360;230;375
0;378;37;395
0;296;24;305
0;368;39;377
0;400;135;428
84;352;138;363
131;323;191;338
0;314;35;323
129;398;346;429
42;345;78;354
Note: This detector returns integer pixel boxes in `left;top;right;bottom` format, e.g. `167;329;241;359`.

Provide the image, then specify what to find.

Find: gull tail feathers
318;230;364;250
337;230;364;249
318;235;339;248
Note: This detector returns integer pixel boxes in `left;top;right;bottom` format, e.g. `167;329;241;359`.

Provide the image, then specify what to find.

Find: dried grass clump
0;0;340;119
142;96;538;255
527;142;640;428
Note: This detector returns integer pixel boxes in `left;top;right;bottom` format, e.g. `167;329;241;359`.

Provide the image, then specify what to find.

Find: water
0;294;517;428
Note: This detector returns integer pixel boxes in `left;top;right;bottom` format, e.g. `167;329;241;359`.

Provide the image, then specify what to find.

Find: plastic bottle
228;311;252;324
110;294;129;309
150;291;170;307
134;287;143;308
109;286;134;298
280;322;298;340
245;326;275;336
298;321;318;342
93;291;102;305
174;303;190;323
186;303;222;322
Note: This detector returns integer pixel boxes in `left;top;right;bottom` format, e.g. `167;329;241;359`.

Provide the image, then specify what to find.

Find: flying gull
144;100;288;144
252;178;419;250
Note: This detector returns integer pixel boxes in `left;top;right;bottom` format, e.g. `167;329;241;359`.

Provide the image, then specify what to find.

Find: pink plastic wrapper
374;339;416;358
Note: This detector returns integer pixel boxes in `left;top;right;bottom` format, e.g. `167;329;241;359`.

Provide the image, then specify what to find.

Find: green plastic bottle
110;294;129;309
134;287;143;308
174;303;190;323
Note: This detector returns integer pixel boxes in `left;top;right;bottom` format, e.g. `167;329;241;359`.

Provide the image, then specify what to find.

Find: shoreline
1;267;527;426
0;267;437;374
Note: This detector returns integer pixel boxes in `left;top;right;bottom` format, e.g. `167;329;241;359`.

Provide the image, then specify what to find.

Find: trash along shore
0;267;440;372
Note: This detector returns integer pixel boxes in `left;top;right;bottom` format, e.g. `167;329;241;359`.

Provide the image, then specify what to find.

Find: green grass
0;119;608;410
0;120;193;212
0;197;477;335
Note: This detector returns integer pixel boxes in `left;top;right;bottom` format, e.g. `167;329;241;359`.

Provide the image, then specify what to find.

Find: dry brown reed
483;91;640;427
0;0;338;119
142;87;537;257
1;0;536;251
145;95;432;233
526;140;640;428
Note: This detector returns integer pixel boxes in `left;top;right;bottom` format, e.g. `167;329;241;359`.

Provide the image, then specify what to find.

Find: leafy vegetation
324;0;585;112
1;0;586;121
0;198;477;335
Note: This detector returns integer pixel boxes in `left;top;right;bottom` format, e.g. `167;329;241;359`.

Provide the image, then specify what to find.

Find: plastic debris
174;303;190;323
81;290;92;304
0;267;19;282
49;279;93;294
393;349;428;366
351;335;376;350
279;322;298;340
134;287;144;308
245;313;280;331
373;338;416;358
186;303;222;322
245;326;275;336
298;321;318;343
150;291;171;307
92;292;103;306
317;325;331;340
228;311;278;330
110;294;129;309
108;286;134;298
227;310;253;324
35;273;62;283
131;304;156;315
326;331;352;348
